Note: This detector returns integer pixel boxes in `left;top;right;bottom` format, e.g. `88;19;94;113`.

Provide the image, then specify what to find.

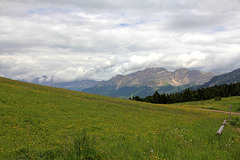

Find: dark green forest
130;82;240;104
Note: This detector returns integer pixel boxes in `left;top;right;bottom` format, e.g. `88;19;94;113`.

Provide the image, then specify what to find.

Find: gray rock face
97;68;216;89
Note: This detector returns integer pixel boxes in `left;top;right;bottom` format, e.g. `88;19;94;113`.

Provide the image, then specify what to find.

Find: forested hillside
131;82;240;104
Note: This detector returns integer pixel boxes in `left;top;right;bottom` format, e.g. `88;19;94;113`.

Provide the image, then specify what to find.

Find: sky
1;0;240;82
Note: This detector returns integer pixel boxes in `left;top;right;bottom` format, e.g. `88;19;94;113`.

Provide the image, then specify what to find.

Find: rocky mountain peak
97;67;216;89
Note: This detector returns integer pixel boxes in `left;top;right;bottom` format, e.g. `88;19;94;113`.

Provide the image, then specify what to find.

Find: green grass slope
174;97;240;113
0;77;240;159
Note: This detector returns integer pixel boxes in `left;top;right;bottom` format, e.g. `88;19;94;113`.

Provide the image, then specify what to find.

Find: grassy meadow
174;96;240;113
0;77;240;159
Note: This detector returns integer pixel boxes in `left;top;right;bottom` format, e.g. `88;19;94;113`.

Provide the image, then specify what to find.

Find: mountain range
96;68;215;88
27;67;240;98
82;68;216;98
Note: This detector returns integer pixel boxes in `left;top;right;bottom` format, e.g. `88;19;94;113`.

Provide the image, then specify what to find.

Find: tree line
130;82;240;104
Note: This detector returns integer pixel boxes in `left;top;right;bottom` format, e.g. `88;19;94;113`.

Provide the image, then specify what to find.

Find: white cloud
180;33;215;45
121;52;164;72
177;51;207;68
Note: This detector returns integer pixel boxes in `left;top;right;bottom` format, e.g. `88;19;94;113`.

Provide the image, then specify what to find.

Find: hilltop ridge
202;68;240;87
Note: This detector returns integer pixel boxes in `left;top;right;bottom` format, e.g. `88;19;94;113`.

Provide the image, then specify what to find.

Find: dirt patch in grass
195;108;240;115
237;128;240;133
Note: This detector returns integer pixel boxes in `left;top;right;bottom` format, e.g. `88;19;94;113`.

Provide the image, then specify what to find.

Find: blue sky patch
119;23;129;27
136;20;145;25
212;26;225;32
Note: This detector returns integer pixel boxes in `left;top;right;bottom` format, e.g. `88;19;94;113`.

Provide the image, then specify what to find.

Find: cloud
177;51;207;68
166;14;225;32
0;0;240;82
121;52;164;72
180;33;215;44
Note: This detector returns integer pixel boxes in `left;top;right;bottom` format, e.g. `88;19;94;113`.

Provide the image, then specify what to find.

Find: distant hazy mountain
83;68;216;98
30;75;98;91
201;68;240;87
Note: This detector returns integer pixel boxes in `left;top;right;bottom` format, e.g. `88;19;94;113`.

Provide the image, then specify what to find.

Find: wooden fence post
216;119;227;135
229;104;232;121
